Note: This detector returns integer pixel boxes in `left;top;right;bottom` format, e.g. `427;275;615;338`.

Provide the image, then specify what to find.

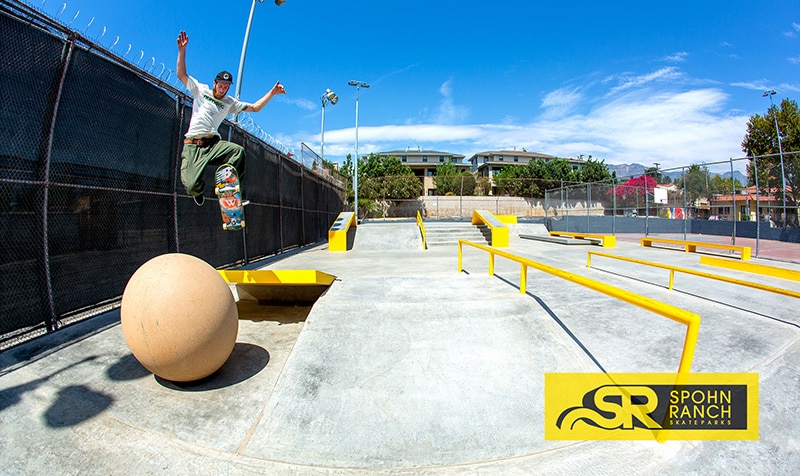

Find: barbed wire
25;0;293;157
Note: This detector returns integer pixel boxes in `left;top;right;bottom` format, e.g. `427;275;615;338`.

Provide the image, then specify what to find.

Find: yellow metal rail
416;210;427;250
641;237;751;260
458;239;700;374
588;251;800;299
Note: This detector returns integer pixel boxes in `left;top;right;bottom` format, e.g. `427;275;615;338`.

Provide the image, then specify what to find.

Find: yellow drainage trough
218;269;337;304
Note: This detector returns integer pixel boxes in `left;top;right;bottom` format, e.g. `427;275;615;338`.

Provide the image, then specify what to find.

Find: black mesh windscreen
0;4;344;349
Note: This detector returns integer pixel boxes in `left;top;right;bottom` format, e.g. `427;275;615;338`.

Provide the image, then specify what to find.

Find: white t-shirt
184;76;248;138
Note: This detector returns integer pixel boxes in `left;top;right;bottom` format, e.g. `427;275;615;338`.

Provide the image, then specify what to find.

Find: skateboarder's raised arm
243;81;287;113
176;30;189;87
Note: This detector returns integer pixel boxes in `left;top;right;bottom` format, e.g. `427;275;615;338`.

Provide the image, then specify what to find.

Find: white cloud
281;96;316;111
306;87;748;169
540;87;583;119
783;22;800;38
433;77;469;124
663;52;689;62
608;67;684;94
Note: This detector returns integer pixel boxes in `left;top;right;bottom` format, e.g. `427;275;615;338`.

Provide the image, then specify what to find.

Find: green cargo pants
180;139;246;197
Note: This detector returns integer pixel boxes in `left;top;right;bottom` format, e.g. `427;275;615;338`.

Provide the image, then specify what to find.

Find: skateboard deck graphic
214;164;245;231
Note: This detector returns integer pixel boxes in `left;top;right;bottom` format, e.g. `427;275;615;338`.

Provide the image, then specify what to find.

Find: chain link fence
544;155;798;240
347;154;798;249
0;2;344;349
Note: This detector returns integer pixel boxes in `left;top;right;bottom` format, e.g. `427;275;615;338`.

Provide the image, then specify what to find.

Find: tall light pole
348;80;369;221
763;89;787;228
235;0;286;103
320;88;338;162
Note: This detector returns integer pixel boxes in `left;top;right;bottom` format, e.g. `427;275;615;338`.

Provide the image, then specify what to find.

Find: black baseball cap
215;71;233;83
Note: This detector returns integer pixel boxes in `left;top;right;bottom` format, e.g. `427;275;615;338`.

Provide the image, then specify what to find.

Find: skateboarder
176;30;286;206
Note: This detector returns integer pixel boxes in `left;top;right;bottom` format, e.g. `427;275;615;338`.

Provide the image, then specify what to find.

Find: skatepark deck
1;221;798;475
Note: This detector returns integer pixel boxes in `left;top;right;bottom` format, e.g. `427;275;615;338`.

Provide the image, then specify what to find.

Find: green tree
677;164;712;204
494;158;588;198
575;156;613;183
741;97;799;221
339;154;421;217
341;153;355;205
494;163;539;197
358;154;421;200
644;166;666;184
710;175;743;194
433;161;476;195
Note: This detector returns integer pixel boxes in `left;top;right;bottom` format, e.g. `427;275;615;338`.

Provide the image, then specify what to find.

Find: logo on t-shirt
203;94;226;110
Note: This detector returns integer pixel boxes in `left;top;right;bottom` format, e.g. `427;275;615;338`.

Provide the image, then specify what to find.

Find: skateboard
214;164;245;231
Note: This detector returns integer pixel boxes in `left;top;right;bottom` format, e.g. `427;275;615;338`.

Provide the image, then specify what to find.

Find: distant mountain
721;170;749;186
606;163;749;185
605;163;648;179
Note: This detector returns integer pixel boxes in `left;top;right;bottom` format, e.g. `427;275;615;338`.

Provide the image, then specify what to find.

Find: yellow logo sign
545;373;758;440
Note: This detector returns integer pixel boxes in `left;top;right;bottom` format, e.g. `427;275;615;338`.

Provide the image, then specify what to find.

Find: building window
498;156;504;161
514;156;519;162
439;156;444;162
422;156;428;162
483;157;488;163
401;156;407;162
451;158;458;163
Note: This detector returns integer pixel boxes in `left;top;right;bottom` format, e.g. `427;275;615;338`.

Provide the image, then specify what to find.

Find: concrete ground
1;221;799;475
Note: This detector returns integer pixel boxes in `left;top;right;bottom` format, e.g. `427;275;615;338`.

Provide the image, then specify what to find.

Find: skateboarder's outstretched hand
271;81;287;96
177;31;188;50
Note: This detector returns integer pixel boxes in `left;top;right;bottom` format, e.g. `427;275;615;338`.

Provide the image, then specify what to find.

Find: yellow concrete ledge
471;210;509;248
328;212;356;252
699;256;800;281
550;231;616;248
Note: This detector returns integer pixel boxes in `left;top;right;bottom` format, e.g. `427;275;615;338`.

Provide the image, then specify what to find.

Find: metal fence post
754;157;760;257
611;177;617;235
40;36;77;332
730;157;736;245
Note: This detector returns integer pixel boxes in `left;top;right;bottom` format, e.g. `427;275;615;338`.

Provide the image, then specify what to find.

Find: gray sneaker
193;193;205;206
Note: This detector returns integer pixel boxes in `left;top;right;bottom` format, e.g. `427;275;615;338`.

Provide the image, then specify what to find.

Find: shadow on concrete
493;274;607;373
236;302;312;325
156;343;270;392
44;384;113;428
591;266;800;330
1;356;99;407
106;353;152;381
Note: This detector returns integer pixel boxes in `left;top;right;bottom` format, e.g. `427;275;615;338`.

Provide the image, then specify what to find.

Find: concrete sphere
121;253;238;382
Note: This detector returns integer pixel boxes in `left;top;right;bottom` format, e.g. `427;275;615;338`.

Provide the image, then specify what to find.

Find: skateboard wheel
214;188;220;196
222;223;229;230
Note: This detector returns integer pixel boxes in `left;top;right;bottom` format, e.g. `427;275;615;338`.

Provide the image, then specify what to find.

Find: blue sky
31;0;800;171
